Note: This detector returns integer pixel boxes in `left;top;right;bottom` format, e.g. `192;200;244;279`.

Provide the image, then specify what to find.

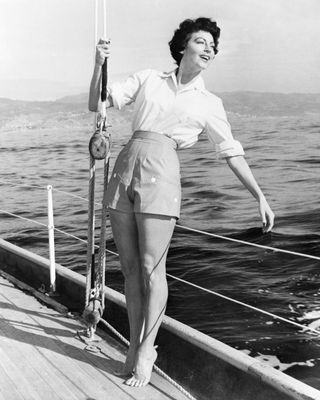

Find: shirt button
174;198;178;202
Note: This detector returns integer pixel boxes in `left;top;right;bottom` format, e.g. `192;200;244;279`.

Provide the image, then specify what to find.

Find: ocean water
1;111;320;389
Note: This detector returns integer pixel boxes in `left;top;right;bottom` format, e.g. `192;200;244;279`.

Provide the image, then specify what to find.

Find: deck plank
0;288;150;400
0;348;44;400
0;290;89;399
0;319;81;400
0;359;25;400
0;276;189;400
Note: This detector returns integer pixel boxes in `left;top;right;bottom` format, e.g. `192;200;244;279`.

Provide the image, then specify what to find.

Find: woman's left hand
259;197;275;233
95;38;111;66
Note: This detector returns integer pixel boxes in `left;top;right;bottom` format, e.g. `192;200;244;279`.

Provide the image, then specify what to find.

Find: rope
85;155;96;307
94;0;98;52
176;224;320;262
85;0;110;310
93;0;98;143
102;0;107;38
99;318;197;400
97;156;110;309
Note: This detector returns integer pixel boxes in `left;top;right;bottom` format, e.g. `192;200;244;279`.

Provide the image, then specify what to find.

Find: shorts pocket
139;146;180;185
111;145;134;185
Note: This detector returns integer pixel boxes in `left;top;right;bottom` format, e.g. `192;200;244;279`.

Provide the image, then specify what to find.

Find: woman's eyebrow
194;36;214;44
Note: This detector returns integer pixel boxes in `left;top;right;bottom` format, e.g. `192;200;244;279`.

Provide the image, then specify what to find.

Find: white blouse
109;69;244;158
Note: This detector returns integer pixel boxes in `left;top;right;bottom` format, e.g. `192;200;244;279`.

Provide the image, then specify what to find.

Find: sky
1;0;320;100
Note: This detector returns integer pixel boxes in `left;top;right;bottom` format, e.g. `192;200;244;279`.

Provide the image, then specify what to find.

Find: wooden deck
0;275;189;400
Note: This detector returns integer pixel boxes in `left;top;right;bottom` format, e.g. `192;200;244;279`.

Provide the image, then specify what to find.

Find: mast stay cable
2;178;319;262
1;204;319;338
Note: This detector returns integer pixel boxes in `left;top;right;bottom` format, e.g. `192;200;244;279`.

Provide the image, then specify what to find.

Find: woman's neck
176;62;202;86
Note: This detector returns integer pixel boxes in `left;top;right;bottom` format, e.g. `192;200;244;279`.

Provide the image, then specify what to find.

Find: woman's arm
88;39;113;112
226;155;275;232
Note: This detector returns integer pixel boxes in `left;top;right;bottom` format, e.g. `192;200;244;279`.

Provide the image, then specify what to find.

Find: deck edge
1;238;319;400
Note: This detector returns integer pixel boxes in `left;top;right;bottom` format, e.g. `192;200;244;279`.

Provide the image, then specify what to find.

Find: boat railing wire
1;178;320;337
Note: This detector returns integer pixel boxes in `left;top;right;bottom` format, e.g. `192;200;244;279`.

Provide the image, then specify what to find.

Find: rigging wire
175;224;320;262
0;179;46;190
0;209;48;228
0;206;319;337
1;178;319;261
53;188;101;206
166;273;320;336
1;177;320;262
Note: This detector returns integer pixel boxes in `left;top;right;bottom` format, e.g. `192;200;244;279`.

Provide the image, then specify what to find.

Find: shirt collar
160;69;206;93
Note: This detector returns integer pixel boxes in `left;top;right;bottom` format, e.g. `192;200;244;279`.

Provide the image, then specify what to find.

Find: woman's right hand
258;197;275;233
95;38;111;66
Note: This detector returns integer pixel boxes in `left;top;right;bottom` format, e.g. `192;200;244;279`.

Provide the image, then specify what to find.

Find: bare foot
115;346;137;377
125;347;157;387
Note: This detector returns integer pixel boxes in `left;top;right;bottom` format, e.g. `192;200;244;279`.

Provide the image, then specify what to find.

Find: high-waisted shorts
106;131;181;218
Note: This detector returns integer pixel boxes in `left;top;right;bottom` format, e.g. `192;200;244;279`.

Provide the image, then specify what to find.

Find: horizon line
2;90;320;103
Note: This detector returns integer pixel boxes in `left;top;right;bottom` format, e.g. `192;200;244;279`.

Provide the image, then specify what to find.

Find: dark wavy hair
169;17;221;65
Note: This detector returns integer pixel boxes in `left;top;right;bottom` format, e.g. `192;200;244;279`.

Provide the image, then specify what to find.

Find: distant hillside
1;91;319;132
0;95;131;132
0;96;89;131
57;93;89;104
219;92;320;117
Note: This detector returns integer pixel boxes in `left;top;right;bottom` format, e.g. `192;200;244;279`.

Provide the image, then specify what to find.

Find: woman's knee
141;254;166;284
120;255;140;279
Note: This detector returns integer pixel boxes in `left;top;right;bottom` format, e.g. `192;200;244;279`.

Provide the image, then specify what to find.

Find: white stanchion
47;185;56;293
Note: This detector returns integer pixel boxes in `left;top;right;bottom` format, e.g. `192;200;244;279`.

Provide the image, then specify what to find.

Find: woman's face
181;30;215;72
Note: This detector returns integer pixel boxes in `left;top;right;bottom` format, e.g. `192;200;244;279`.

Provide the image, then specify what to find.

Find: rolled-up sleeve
108;69;152;110
205;98;245;159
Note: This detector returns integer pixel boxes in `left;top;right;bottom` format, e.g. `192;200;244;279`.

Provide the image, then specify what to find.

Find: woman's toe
125;376;136;386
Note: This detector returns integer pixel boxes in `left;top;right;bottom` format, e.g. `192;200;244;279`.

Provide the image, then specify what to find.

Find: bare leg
109;209;144;375
125;213;176;387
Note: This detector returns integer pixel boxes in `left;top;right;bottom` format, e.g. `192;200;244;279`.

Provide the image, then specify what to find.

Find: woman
89;17;274;387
